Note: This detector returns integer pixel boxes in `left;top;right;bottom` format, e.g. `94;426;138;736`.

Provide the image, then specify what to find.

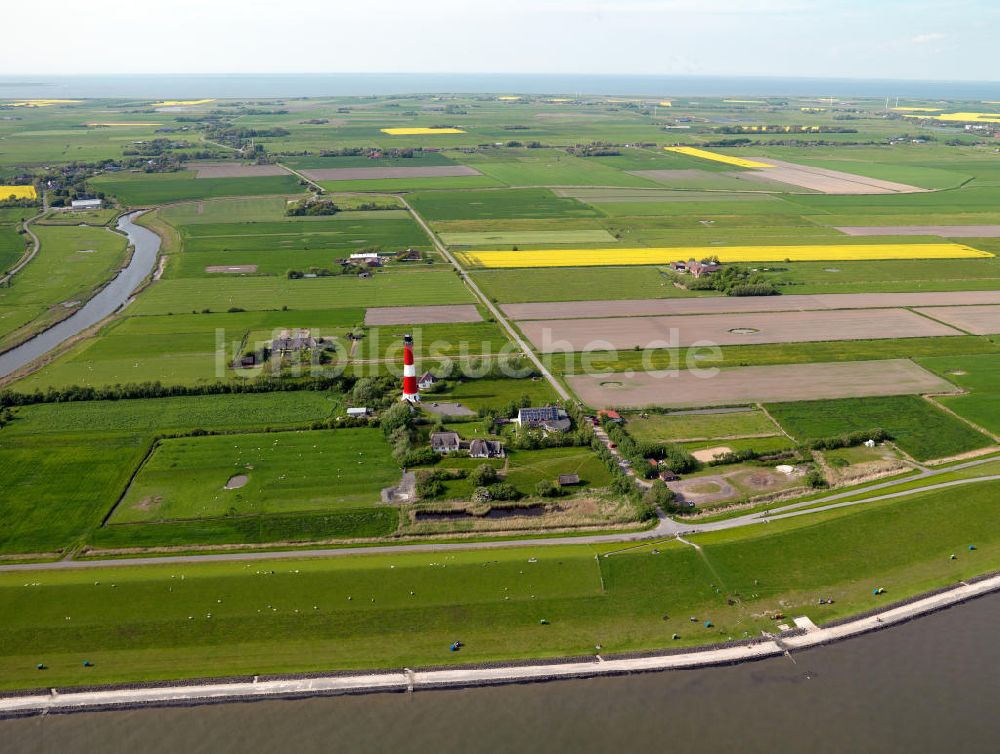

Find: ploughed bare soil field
300;166;481;181
364;304;483;325
914;305;1000;334
837;225;1000;237
502;291;1000;320
191;163;292;178
521;308;961;352
568;359;957;408
735;158;925;194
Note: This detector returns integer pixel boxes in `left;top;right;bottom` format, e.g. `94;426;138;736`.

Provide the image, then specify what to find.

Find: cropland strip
458;243;991;268
381;128;465;135
191;163;292;179
300;166;481;181
913;305;1000;335
440;229;617;245
205;265;258;273
502;291;1000;320
663;147;773;169
521;308;960;353
567;359;956;408
837;225;1000;237
0;186;37;200
735;158;925;194
364;304;484;325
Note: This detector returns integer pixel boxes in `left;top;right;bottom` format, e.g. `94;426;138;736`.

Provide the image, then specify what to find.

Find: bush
535;480;560;497
487;482;522;501
468;463;499;487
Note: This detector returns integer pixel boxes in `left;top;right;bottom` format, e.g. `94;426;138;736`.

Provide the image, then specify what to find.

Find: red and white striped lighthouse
401;334;420;403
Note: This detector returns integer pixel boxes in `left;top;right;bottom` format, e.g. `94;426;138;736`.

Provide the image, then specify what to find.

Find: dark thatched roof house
430;431;462;453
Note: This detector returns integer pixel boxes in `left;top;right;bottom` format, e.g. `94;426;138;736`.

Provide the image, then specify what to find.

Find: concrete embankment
3;572;998;718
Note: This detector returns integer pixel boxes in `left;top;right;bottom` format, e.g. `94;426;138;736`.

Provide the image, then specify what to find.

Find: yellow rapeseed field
458;243;993;269
0;185;37;200
380;127;466;135
658;101;672;107
664;146;773;169
892;106;943;112
904;112;1000;123
3;99;80;107
498;96;522;101
150;99;215;107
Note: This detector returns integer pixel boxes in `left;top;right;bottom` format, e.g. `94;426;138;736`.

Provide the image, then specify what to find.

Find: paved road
400;197;569;402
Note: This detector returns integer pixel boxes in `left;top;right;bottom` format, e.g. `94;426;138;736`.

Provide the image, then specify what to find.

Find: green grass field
625;409;781;442
90;172;306;206
410;189;598;221
765;395;993;461
473;266;706;303
548;336;1000;375
0;393;340;555
0;224;26;272
3;478;1000;689
918;353;1000;436
113;428;398;523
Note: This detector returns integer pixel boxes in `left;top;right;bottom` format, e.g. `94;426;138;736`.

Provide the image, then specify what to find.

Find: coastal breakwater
3;571;998;718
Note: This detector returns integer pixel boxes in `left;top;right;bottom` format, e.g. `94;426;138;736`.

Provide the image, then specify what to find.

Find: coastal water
0;212;160;379
3;593;999;753
2;73;999;100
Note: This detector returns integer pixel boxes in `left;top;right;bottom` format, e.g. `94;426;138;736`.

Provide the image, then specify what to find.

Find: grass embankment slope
2;479;998;690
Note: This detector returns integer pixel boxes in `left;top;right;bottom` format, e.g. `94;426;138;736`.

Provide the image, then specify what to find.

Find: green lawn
504;446;614;491
113;428;398;523
433;377;558;411
765;395;993;461
4;479;1000;690
0;224;25;272
625;409;781;442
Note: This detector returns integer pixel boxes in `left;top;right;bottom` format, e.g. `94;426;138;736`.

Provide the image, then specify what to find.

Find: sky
2;0;995;81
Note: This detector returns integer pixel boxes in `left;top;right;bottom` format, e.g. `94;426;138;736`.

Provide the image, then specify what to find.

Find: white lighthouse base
401;392;420;403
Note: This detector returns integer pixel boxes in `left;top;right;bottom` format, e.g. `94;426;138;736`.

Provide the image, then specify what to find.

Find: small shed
347;407;370;418
558;474;581;487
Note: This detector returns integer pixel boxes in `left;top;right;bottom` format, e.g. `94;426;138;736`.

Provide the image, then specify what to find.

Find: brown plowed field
192;163;291;178
521;308;960;353
736;159;924;194
837;225;1000;237
914;305;1000;334
301;166;481;181
364;305;483;325
568;359;957;409
502;291;1000;320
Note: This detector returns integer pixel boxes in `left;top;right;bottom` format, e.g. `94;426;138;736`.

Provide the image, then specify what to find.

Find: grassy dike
2;479;998;691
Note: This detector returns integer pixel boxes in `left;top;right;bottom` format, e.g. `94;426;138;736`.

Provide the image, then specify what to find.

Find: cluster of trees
121;138;191;157
380;402;437;466
286;198;339;216
681;263;779;297
567;143;622;157
713;125;858;134
807;428;890;450
603;421;698;478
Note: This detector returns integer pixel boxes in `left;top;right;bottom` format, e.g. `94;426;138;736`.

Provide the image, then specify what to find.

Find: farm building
558;474;581;487
271;329;318;354
431;431;462;453
346;407;370;418
514;406;571;433
597;409;623;423
469;439;504;459
71;198;102;210
349;252;384;267
430;432;504;458
418;372;439;390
